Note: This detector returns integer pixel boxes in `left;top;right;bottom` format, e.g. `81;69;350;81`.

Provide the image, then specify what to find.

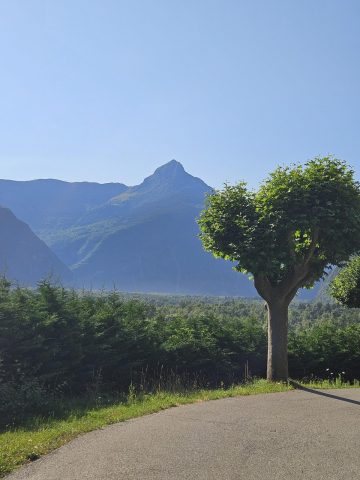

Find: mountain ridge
0;206;72;285
0;160;321;297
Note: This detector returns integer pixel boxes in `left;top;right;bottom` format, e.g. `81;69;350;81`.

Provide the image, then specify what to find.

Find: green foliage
329;256;360;308
1;281;360;427
288;321;360;379
199;157;360;288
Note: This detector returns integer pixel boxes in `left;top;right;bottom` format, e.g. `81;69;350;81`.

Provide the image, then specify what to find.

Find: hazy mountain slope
72;207;256;295
0;179;126;233
313;267;338;303
48;160;214;267
0;206;72;285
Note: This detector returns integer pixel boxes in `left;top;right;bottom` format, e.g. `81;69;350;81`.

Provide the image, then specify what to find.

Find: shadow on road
290;381;360;406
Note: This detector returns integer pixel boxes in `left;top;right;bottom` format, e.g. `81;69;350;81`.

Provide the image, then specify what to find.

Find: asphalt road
7;387;360;480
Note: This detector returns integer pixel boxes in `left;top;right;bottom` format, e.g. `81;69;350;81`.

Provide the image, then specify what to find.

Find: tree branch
254;274;273;302
279;227;320;299
277;263;308;299
284;268;322;304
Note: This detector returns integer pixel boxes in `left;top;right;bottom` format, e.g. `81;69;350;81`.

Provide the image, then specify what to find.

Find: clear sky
0;0;359;188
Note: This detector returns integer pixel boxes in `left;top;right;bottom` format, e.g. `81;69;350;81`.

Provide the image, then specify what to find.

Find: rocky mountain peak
152;159;185;177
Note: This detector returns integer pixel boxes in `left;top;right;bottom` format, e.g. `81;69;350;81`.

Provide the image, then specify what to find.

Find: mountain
0;160;321;297
53;160;256;295
314;267;338;303
0;206;72;285
0;178;126;232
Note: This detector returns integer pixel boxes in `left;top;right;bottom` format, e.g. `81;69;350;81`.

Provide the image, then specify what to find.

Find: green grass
297;377;360;389
0;380;289;477
1;378;358;478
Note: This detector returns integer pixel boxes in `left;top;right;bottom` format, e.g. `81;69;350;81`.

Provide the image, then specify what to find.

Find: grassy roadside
0;380;289;477
295;378;360;389
1;379;358;478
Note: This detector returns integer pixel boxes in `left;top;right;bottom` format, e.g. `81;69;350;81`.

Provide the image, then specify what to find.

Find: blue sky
0;0;359;188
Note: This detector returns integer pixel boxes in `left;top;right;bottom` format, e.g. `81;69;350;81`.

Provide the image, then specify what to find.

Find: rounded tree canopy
329;257;360;308
198;157;360;298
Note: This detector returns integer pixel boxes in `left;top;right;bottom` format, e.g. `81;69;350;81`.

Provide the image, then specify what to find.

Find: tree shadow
290;381;360;406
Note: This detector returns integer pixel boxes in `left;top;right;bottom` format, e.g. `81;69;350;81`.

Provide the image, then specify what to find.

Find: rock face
0;206;72;285
0;160;318;297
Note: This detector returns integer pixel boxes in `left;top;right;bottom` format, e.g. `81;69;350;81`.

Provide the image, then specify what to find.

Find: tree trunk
266;299;289;381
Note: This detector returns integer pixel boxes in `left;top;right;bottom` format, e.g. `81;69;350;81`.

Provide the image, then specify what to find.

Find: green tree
198;157;360;381
329;256;360;308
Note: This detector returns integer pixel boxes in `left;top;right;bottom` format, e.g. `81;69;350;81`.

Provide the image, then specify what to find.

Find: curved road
7;388;360;480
